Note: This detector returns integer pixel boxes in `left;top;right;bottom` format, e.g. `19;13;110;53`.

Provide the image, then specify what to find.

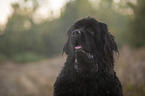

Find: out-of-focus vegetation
127;0;145;47
1;0;145;62
115;47;145;96
0;0;145;96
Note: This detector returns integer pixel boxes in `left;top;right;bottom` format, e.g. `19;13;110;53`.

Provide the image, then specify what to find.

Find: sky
0;0;67;25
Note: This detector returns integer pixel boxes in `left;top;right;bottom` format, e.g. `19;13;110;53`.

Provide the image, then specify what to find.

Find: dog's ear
63;27;72;55
99;22;118;53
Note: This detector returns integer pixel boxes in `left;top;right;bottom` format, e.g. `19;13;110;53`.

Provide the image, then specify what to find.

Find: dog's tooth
88;53;93;59
91;55;94;58
75;59;78;63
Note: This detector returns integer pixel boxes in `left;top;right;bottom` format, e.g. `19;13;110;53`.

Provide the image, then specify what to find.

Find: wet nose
72;30;81;36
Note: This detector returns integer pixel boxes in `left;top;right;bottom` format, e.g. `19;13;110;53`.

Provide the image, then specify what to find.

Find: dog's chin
74;46;97;74
74;48;94;64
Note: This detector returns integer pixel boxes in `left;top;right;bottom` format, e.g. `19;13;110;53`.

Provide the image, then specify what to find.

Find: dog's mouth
74;41;97;74
74;41;94;63
75;45;93;59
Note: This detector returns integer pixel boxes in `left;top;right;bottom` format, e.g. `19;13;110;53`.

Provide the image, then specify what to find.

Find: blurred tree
0;3;32;56
0;0;46;57
0;0;130;60
127;0;145;47
0;0;64;57
92;0;129;47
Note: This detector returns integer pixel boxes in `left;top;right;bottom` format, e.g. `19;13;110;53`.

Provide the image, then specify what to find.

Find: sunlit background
0;0;145;96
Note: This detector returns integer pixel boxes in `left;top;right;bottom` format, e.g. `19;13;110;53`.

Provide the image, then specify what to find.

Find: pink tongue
75;46;82;49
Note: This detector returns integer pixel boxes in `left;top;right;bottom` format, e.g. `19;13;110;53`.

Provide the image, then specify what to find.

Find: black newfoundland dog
53;17;123;96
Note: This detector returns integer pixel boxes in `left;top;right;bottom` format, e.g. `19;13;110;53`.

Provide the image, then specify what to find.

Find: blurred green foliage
0;0;145;62
127;0;145;47
0;53;8;62
12;52;45;63
124;82;145;96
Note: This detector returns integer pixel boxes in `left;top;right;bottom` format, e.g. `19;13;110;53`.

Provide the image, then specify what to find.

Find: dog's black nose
72;30;81;36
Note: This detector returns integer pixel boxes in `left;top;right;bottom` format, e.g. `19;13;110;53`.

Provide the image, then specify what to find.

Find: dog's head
63;17;118;74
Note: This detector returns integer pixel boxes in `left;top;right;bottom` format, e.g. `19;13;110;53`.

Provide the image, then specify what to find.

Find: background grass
12;52;46;63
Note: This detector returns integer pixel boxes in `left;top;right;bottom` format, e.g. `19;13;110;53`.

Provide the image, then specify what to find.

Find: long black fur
53;17;123;96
